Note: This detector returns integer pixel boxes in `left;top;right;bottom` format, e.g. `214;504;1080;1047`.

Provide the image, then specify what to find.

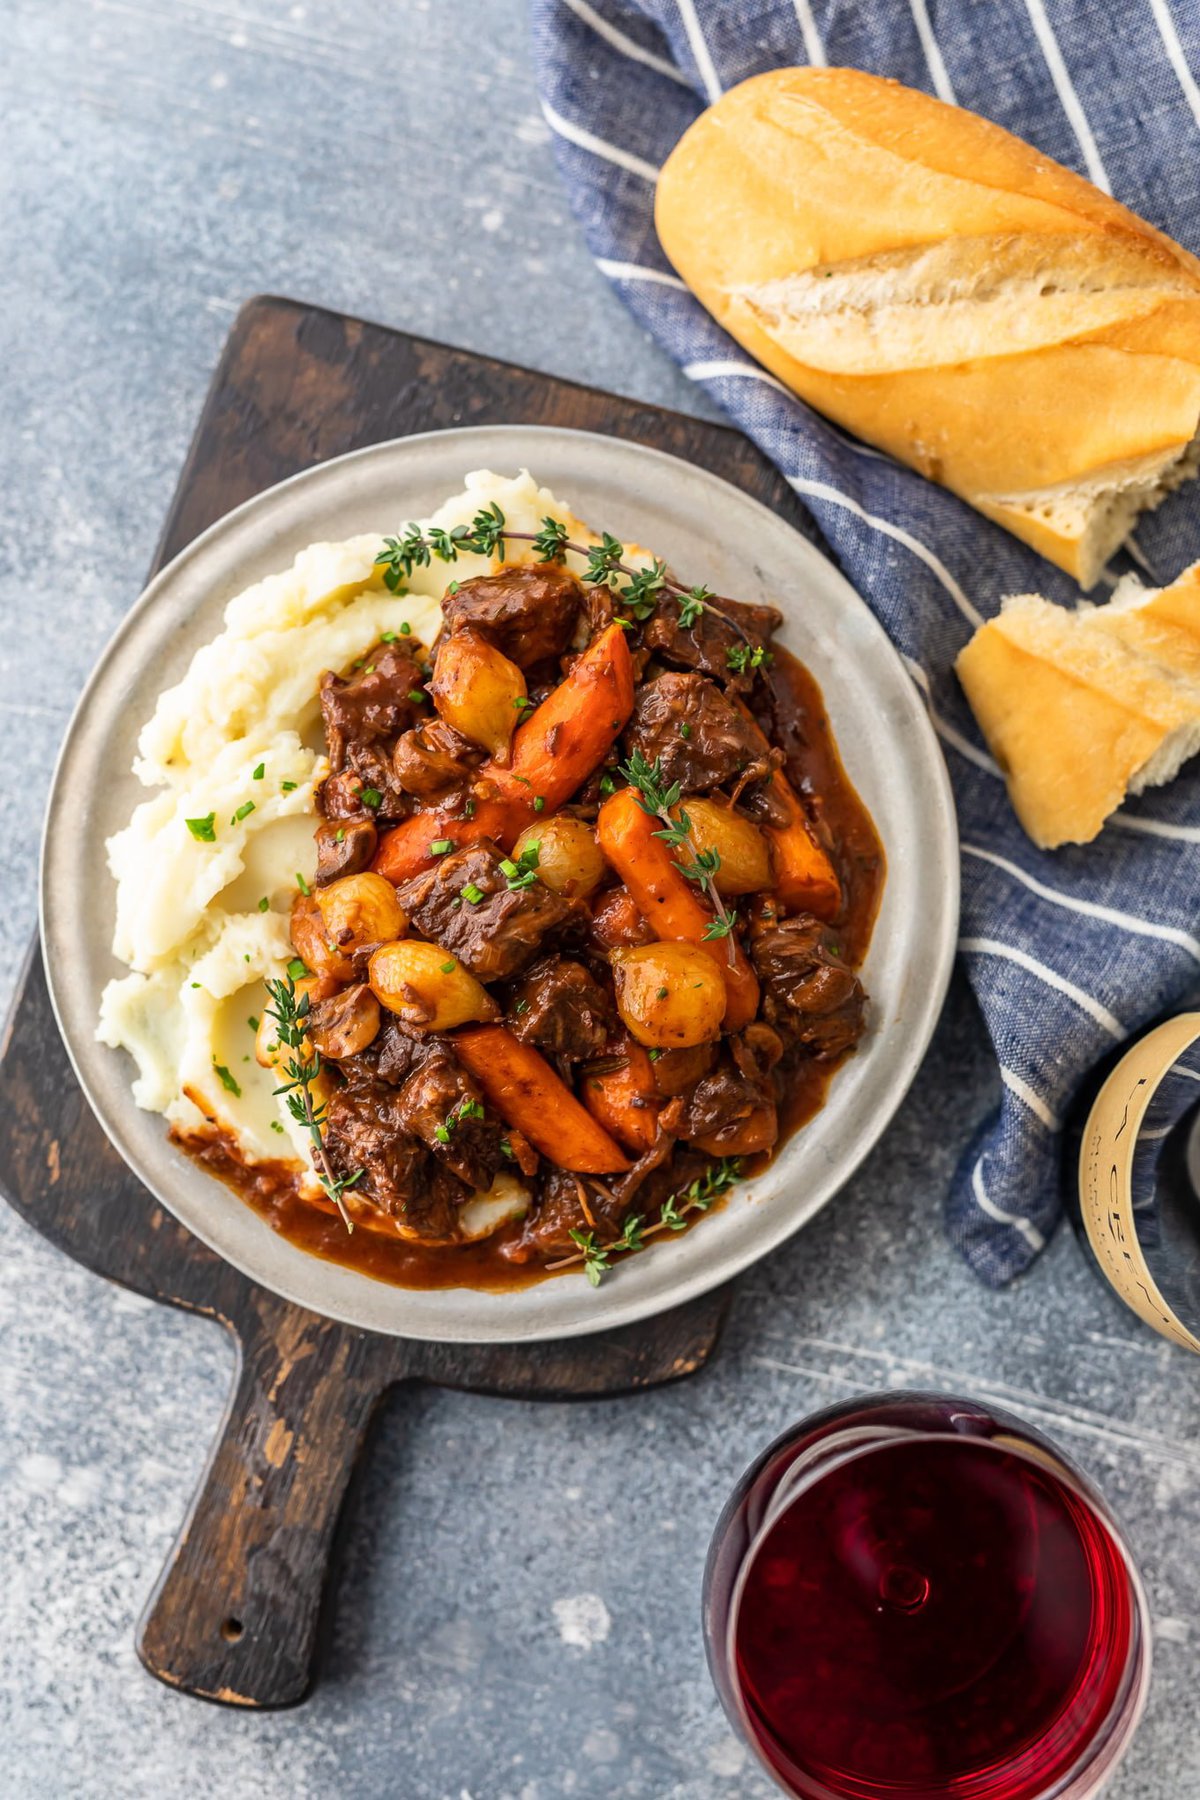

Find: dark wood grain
0;297;815;1709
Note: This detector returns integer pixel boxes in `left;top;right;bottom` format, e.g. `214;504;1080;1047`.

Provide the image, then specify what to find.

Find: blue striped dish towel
530;0;1200;1286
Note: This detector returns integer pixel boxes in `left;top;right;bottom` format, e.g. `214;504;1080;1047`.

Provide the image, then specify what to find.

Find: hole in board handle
220;1617;245;1643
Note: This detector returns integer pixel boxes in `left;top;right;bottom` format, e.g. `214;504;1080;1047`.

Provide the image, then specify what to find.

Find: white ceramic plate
41;426;958;1342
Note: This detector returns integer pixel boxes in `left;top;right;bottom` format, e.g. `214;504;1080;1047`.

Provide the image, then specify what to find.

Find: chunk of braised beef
319;644;426;772
643;592;782;690
508;958;614;1063
750;915;866;1059
442;565;582;668
624;673;769;795
508;1168;590;1260
662;1068;750;1141
396;839;575;982
509;1165;629;1261
622;1141;712;1221
373;1016;431;1085
323;1080;460;1237
590;885;655;951
318;743;409;823
394;1047;502;1190
392;719;483;801
314;817;378;886
337;1013;430;1090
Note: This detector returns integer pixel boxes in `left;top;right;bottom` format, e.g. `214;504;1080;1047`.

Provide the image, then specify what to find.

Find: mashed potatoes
97;468;612;1210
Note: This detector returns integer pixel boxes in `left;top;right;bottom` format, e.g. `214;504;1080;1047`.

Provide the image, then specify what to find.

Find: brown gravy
178;643;885;1291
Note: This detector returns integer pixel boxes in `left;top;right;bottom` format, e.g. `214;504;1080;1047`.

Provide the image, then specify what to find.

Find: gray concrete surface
2;3;1198;1796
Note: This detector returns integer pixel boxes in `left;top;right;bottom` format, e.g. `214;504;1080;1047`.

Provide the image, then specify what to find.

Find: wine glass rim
721;1406;1152;1800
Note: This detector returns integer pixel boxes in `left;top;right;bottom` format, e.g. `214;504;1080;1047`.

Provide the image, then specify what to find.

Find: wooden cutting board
0;297;822;1709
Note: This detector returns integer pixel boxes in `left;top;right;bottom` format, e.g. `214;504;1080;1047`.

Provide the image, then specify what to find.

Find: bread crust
956;574;1200;846
656;69;1200;583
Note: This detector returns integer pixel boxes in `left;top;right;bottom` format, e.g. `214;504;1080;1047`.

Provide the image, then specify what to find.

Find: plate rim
40;422;960;1342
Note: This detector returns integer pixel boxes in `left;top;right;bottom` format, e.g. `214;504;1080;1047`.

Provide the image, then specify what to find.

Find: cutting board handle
136;1294;395;1707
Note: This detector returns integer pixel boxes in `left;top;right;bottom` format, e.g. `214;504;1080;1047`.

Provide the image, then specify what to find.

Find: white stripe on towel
596;258;687;289
1146;0;1200;131
791;0;827;66
1020;0;1111;190
1000;1066;1061;1131
959;937;1125;1038
540;100;660;181
963;844;1200;962
972;1157;1046;1251
561;0;692;85
683;358;793;396
909;0;957;102
675;0;723;102
788;477;983;626
1111;812;1200;844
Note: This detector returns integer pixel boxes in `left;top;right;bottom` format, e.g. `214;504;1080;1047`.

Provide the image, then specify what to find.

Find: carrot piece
372;623;635;886
583;1039;661;1154
489;621;635;812
764;776;841;920
453;1026;630;1173
596;788;760;1030
372;798;511;886
734;702;841;920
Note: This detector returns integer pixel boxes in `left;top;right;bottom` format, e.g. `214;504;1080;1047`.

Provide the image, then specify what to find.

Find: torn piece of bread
956;563;1200;847
655;68;1200;587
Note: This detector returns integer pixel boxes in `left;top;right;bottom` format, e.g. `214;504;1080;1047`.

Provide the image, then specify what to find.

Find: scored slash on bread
956;564;1200;847
655;68;1200;587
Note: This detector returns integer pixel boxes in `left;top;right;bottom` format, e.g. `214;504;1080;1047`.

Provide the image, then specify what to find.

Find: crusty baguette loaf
956;564;1200;846
655;69;1200;587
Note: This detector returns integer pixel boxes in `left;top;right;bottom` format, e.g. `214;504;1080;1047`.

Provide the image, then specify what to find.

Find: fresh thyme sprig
550;1158;743;1284
264;972;361;1232
619;750;738;945
374;508;760;652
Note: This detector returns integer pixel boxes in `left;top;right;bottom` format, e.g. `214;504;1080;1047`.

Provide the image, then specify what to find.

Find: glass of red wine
704;1391;1150;1800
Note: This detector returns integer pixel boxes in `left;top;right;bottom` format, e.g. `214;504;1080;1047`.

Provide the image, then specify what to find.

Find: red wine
705;1394;1148;1800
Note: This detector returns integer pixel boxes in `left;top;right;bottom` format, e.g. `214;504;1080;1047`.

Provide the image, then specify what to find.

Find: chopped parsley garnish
213;1062;242;1098
186;813;216;842
247;1016;259;1031
499;844;539;890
